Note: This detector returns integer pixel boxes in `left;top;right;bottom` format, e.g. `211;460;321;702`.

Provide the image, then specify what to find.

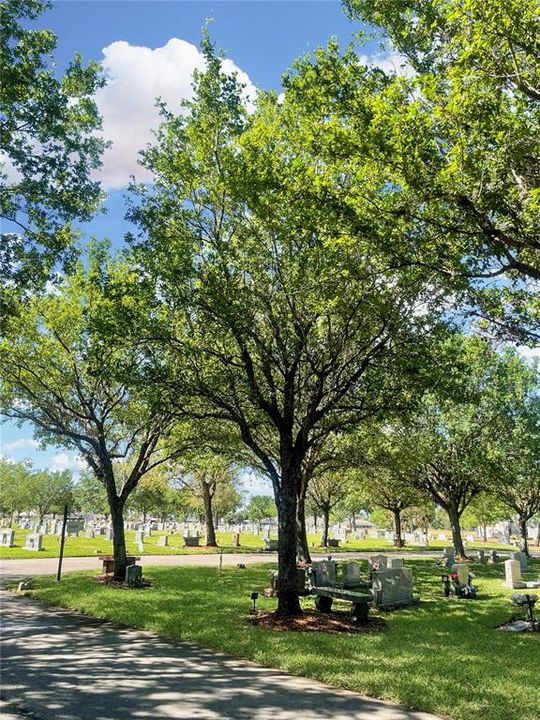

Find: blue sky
3;1;381;494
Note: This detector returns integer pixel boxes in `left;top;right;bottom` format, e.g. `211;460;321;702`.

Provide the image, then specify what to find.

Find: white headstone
24;533;43;551
0;528;15;547
504;559;524;589
451;563;469;587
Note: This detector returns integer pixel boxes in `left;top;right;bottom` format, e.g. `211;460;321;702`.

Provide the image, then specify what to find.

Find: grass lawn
0;526;519;559
24;557;540;720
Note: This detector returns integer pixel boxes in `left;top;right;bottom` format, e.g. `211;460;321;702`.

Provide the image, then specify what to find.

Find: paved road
0;592;439;720
0;551;449;588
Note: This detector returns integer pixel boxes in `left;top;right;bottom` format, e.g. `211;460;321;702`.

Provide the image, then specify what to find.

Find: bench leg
315;596;333;613
351;602;369;624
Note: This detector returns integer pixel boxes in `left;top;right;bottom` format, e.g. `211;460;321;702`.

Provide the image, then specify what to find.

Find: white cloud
2;438;40;452
358;50;415;78
49;452;87;476
95;38;256;189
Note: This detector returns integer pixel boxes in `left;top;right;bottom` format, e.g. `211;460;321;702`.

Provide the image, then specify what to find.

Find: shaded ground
0;591;438;720
248;610;387;633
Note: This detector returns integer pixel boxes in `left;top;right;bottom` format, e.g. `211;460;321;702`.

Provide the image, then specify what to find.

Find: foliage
0;0;106;304
343;0;540;339
245;495;276;524
0;457;33;514
72;471;109;516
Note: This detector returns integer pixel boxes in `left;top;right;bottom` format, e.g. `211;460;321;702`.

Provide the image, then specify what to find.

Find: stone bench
100;555;140;575
310;586;372;623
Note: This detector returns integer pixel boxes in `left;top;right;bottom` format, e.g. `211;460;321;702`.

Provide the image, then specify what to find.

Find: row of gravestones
443;546;527;568
311;555;417;610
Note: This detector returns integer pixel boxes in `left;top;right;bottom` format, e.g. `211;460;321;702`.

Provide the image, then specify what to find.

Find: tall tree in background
130;37;448;615
307;471;348;547
490;356;540;555
25;468;73;522
0;244;186;578
172;455;239;546
1;0;106;312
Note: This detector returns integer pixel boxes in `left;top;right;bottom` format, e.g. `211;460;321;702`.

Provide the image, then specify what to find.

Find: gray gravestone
340;561;362;588
157;535;169;547
0;529;15;547
125;564;142;587
372;567;414;609
510;551;528;573
387;557;404;569
311;559;336;587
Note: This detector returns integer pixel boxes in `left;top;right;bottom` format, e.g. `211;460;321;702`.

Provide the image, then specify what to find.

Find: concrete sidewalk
0;592;439;720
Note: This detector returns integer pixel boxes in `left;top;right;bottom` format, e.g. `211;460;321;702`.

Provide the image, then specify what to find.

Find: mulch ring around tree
94;574;152;589
248;610;386;634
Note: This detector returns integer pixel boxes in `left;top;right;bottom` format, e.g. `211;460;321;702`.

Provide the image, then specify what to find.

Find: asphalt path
0;550;455;588
0;591;441;720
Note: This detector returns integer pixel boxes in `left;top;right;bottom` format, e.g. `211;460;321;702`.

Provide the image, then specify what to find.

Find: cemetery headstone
134;530;145;544
339;561;362;588
477;549;486;564
157;535;169;547
0;529;15;547
232;532;240;547
125;564;142;587
490;549;499;564
451;563;470;587
311;559;337;587
387;557;404;569
85;529;95;539
371;567;416;609
510;551;528;573
24;533;43;551
443;547;455;567
504;559;525;589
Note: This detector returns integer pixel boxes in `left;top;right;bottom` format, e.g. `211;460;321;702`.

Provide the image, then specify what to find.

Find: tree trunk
482;523;488;542
322;507;330;547
275;468;302;616
110;500;128;580
202;483;217;546
519;516;529;556
536;521;540;547
447;505;466;558
313;513;317;530
351;512;357;531
296;490;311;563
393;508;404;547
142;511;147;523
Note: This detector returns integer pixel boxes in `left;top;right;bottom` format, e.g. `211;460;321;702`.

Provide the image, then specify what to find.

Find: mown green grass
26;557;540;720
0;526;516;559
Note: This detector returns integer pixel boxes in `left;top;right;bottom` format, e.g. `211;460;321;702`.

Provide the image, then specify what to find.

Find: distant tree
128;467;171;523
0;457;33;522
461;495;508;542
172;455;239;546
26;469;73;522
1;0;106;310
73;471;109;517
245;495;276;529
307;472;349;547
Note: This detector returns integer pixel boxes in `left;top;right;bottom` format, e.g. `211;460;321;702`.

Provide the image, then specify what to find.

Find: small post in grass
56;504;68;582
219;549;223;574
